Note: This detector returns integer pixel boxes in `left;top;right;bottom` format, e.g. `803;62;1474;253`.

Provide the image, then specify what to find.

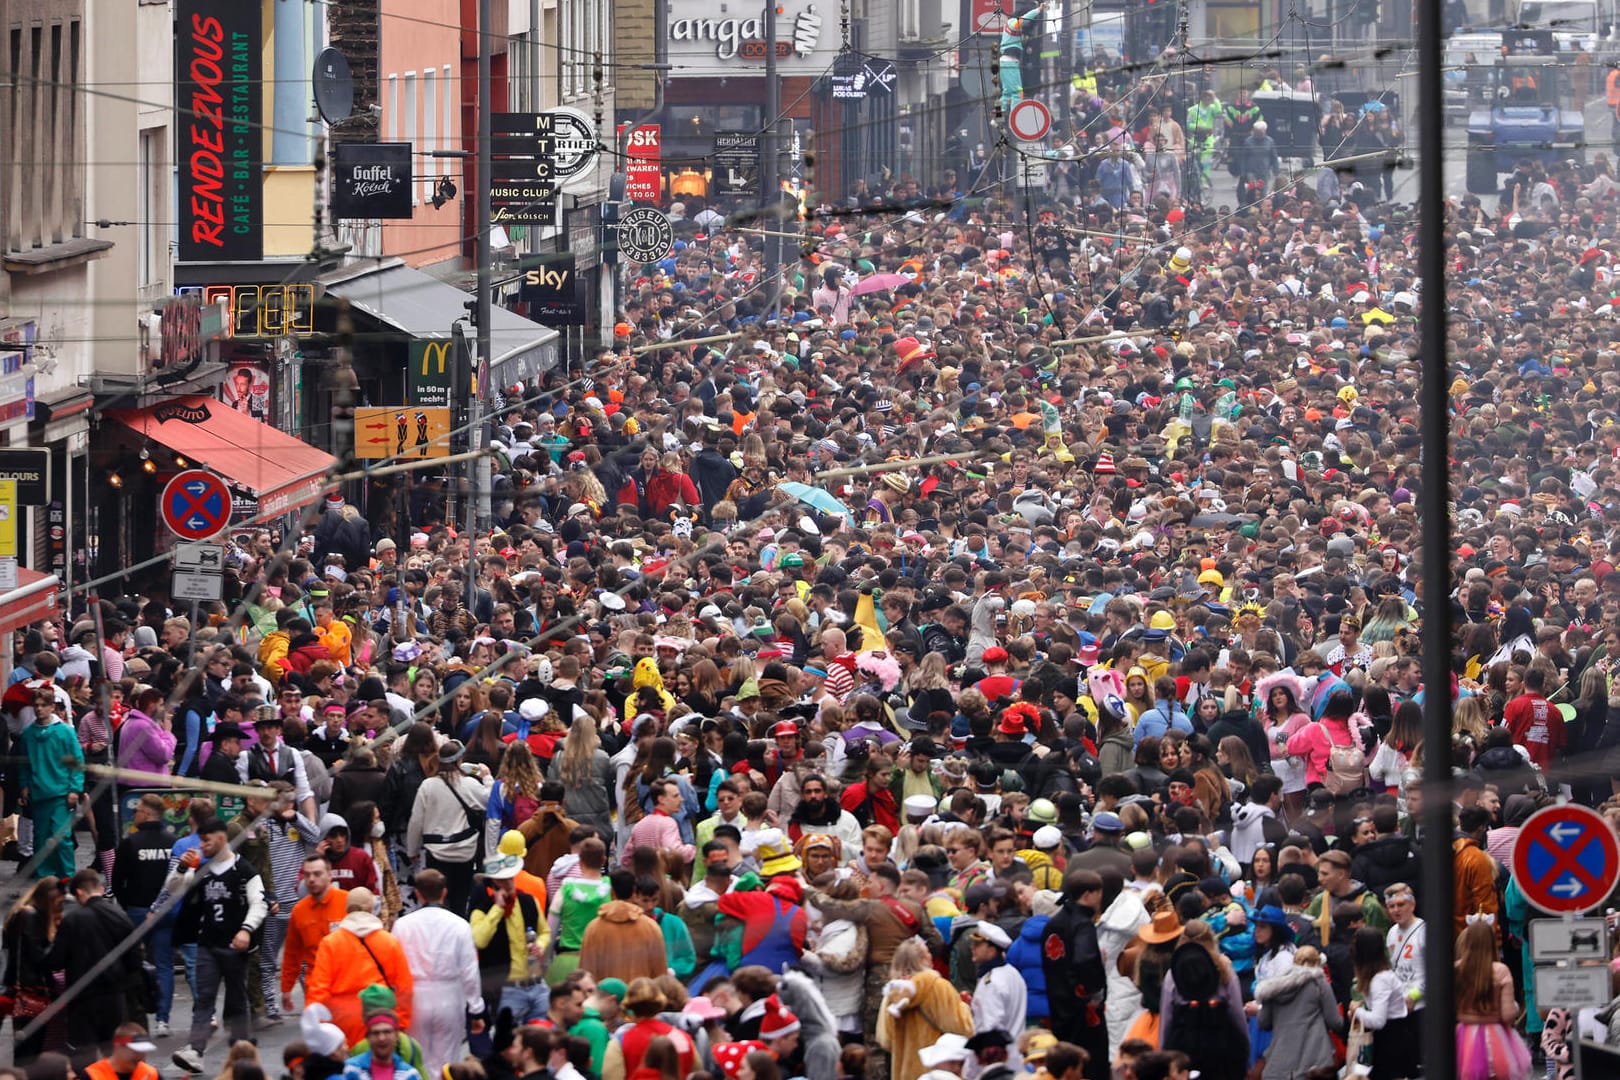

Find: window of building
422;67;436;204
1;13;85;254
387;73;399;141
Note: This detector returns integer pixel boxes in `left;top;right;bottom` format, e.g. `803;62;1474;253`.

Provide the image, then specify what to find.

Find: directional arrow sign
1513;803;1620;915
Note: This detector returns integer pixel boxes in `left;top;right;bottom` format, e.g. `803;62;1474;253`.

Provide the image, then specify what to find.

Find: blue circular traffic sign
1512;803;1620;915
161;469;232;541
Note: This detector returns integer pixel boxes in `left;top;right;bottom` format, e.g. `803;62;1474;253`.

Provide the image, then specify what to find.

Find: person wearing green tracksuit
18;685;84;879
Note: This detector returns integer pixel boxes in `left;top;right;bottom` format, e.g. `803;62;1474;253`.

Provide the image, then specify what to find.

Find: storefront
89;395;339;578
659;0;846;205
318;259;559;539
320;259;561;399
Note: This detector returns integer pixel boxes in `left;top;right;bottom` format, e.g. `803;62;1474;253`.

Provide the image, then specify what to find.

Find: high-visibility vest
1607;68;1620;107
85;1061;159;1080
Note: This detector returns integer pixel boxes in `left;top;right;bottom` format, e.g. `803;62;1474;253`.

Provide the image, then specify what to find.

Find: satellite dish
313;47;355;125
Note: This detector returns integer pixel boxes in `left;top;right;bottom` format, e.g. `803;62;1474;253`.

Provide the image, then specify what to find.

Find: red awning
106;396;337;517
0;569;59;636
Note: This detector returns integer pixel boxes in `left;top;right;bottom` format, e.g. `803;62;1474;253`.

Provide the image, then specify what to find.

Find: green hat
780;553;806;568
597;978;628;1002
359;984;397;1014
1175;377;1195;390
1239;522;1260;539
1217;378;1236;390
738;678;761;700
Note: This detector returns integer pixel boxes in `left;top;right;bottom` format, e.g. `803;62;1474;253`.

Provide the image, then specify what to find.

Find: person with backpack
1159;921;1249;1080
406;742;494;917
1286;690;1371;796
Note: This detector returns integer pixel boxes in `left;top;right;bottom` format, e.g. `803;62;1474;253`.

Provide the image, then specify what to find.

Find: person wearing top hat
969;922;1026;1076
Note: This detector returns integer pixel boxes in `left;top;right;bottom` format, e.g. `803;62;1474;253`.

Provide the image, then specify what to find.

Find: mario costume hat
713;1042;767;1079
758;996;801;1041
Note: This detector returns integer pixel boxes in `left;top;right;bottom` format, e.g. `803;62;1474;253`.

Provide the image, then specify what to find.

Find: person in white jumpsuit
391;868;485;1073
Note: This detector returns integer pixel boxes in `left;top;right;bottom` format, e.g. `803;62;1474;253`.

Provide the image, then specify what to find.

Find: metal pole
1416;0;1455;1066
469;0;494;607
764;0;781;321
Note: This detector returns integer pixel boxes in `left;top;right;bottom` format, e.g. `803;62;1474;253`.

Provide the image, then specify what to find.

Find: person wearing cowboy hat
469;852;552;1024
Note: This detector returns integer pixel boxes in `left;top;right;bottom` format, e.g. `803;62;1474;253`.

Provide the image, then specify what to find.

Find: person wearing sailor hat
968;922;1026;1075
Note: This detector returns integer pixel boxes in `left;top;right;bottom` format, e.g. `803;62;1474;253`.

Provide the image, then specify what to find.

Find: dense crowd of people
9;54;1620;1080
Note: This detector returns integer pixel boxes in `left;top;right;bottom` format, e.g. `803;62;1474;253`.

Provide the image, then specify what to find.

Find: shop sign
713;133;762;197
621;124;662;204
354;407;452;460
47;502;64;579
519;254;587;326
0;449;53;505
180;284;316;338
331;143;414;219
670;6;823;59
409;340;455;409
0;352;35;426
491;113;559;225
219;361;271;422
832;57;897;99
0;321;35;424
176;0;263;262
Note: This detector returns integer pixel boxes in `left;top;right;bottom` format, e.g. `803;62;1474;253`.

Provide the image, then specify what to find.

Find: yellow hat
1337;386;1358;403
1150;611;1177;631
1198;569;1224;587
498;829;527;859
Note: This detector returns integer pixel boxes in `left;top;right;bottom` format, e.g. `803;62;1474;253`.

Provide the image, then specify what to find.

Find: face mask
371;821;385;839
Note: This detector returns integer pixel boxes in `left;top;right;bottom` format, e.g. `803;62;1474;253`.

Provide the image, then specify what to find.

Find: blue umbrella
778;481;854;522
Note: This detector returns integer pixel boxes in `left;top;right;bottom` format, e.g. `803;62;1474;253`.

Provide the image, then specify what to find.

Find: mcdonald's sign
408;339;454;409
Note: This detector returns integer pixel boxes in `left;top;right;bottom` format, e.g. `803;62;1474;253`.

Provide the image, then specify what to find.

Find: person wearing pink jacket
622;778;696;866
115;688;177;779
1286;690;1372;789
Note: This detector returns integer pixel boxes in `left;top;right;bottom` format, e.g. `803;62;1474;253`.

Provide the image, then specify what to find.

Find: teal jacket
656;907;697;980
19;718;84;798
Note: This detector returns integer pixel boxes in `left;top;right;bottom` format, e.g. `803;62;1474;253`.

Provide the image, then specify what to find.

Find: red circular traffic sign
1008;99;1051;142
161;469;233;541
1511;803;1620;915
